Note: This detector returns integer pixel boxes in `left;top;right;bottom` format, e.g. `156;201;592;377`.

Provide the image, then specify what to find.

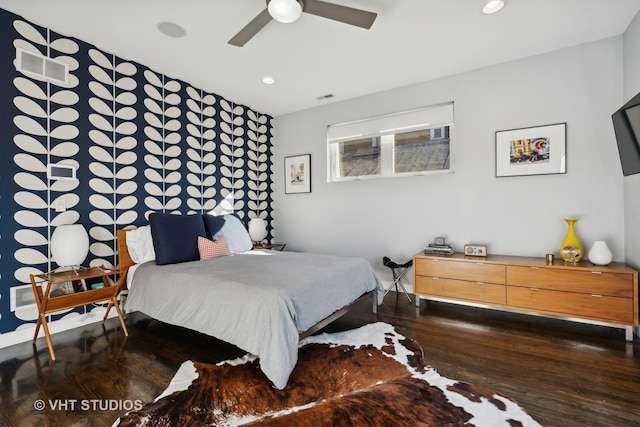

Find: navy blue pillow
202;214;226;239
149;213;207;265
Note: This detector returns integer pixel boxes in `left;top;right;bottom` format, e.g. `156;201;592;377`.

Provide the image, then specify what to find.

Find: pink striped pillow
198;236;231;260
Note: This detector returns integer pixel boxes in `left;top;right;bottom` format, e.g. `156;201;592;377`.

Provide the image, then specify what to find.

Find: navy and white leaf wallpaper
0;8;274;335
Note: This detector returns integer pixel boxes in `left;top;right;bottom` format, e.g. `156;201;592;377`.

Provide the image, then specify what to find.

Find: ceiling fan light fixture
268;0;303;23
482;0;506;15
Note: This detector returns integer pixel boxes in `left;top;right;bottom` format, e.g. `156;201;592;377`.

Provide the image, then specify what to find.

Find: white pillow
213;215;253;253
126;226;156;264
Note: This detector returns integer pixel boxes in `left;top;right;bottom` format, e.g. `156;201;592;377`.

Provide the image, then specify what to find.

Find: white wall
272;37;625;289
623;11;640;271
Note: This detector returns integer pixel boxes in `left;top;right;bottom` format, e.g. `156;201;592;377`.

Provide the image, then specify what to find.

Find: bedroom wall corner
622;9;640;272
0;7;274;344
272;37;626;292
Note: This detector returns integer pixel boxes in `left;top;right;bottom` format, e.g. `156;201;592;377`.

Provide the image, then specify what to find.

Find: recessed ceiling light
157;21;187;38
482;0;506;15
262;76;276;85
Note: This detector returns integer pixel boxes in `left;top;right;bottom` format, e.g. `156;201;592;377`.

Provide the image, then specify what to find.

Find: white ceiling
1;0;640;117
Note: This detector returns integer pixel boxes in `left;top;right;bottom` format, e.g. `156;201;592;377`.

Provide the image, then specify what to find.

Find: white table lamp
248;218;268;243
51;224;89;269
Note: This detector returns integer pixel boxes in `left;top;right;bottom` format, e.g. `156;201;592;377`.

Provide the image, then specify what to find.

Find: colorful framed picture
285;154;311;194
495;123;567;177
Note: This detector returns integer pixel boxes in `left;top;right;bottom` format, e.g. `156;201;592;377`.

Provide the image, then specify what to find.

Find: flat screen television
612;91;640;176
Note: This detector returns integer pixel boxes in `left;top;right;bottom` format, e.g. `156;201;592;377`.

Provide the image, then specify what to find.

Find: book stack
424;243;454;255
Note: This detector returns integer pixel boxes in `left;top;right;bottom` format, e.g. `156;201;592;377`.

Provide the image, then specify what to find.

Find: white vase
588;241;613;266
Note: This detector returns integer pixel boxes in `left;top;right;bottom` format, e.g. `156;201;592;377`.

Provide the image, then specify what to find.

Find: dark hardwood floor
1;295;639;426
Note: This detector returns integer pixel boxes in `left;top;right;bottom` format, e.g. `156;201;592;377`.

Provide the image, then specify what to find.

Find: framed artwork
285;154;311;194
495;123;567;177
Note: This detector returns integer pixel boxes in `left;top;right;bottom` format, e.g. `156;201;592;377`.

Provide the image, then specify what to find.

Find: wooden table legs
33;312;56;361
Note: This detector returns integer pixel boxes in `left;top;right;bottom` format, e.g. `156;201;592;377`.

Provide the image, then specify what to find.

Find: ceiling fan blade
228;8;272;47
303;0;377;29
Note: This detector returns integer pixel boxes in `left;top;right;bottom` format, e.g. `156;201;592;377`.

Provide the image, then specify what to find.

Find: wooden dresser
413;252;639;341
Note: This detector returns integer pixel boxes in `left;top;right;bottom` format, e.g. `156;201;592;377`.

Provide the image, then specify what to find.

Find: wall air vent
10;284;36;312
316;94;335;101
16;47;69;85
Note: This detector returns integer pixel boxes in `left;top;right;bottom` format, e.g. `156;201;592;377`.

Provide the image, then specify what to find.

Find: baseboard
0;307;118;349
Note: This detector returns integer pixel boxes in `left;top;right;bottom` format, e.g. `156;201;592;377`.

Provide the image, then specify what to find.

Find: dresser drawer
507;266;633;298
415;258;505;284
507;286;634;324
415;276;506;305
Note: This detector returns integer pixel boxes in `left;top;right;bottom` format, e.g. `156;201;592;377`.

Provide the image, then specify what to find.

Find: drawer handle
529;266;539;270
590;271;602;274
474;262;484;265
591;294;602;297
432;277;440;280
476;282;485;285
530;287;540;291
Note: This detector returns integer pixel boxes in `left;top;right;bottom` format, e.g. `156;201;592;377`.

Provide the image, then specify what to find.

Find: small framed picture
285;154;311;194
495;123;567;177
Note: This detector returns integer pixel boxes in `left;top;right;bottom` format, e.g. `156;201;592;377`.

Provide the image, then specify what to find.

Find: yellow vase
560;218;583;263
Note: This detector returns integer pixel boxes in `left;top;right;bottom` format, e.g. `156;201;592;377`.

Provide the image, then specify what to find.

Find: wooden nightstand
29;266;128;360
253;243;286;251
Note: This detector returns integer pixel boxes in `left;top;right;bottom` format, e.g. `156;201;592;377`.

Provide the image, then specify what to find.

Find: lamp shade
268;0;303;23
51;224;89;267
248;218;268;243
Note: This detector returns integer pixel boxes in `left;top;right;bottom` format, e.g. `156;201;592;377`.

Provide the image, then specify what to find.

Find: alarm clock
464;244;487;257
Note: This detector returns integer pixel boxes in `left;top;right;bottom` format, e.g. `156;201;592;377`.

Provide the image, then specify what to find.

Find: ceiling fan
228;0;377;47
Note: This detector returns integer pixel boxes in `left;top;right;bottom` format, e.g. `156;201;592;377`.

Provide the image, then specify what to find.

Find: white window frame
327;102;454;182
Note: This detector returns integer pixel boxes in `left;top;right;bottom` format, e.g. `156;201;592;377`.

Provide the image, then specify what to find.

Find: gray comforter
125;249;383;389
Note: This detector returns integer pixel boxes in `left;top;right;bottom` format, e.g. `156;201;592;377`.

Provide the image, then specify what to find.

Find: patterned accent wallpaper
0;8;273;334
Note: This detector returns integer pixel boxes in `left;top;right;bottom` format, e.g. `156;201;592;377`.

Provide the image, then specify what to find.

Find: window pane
393;127;450;173
336;137;381;178
327;102;454;182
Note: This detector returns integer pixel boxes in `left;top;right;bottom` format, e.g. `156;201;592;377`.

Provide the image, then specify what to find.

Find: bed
116;214;383;390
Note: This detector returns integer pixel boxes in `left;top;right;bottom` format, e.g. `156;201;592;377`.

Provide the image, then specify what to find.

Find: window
327;102;453;182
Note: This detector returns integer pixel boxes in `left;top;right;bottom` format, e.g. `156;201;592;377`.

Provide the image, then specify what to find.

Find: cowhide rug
114;322;540;426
